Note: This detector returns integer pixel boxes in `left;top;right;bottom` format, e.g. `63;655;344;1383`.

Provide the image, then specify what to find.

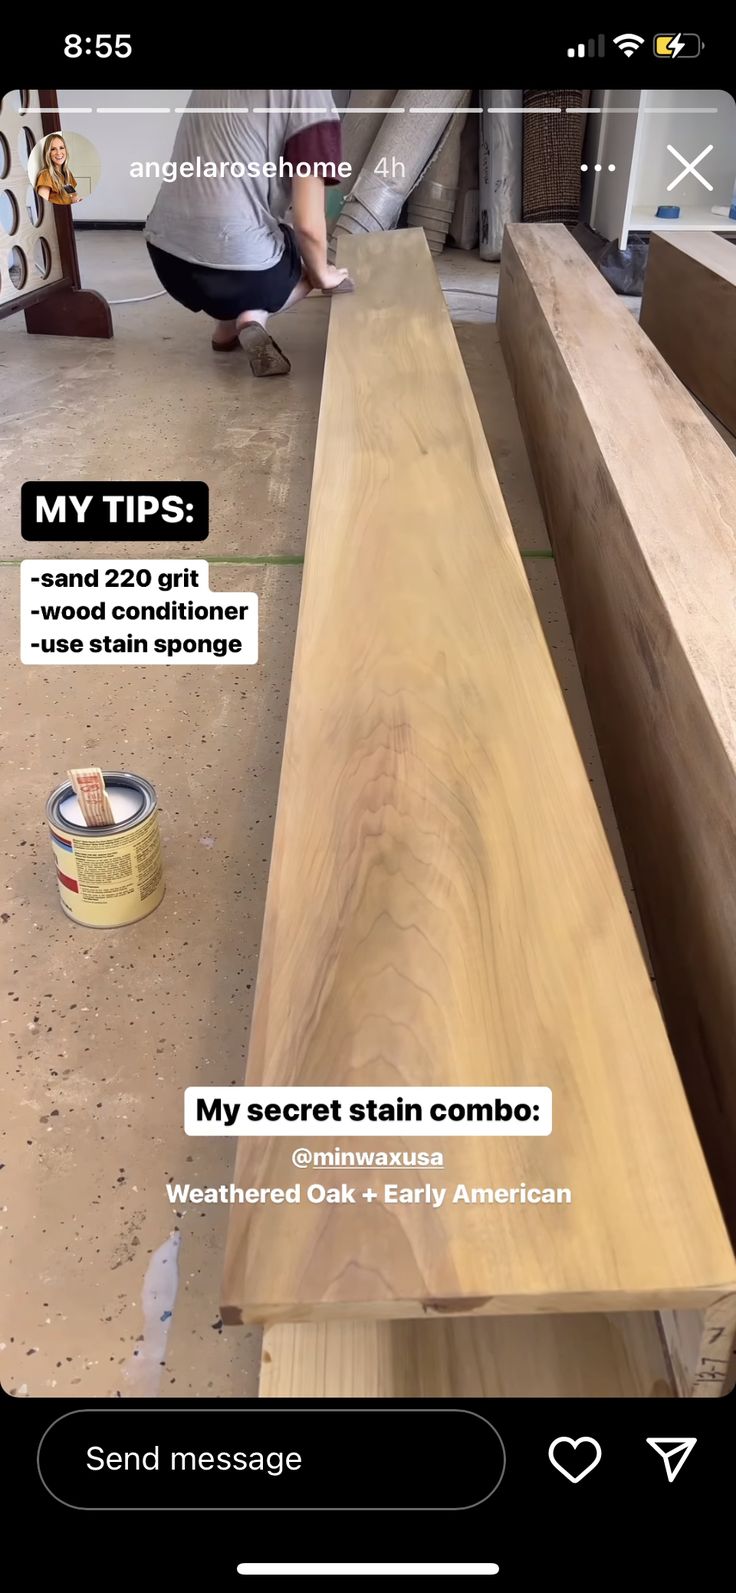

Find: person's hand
71;196;82;204
315;265;352;292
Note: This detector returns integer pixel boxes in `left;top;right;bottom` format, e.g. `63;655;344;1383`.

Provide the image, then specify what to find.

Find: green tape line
4;550;552;566
1;554;305;567
206;555;304;566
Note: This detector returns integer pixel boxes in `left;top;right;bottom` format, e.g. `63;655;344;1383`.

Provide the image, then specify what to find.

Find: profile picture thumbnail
28;130;101;208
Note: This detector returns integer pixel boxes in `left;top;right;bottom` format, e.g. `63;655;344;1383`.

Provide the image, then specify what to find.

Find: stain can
46;772;165;928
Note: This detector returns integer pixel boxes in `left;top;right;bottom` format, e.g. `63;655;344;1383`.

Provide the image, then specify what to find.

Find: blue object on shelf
729;202;736;220
656;204;681;219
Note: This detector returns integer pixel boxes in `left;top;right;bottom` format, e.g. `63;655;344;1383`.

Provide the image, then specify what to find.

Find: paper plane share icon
646;1438;697;1481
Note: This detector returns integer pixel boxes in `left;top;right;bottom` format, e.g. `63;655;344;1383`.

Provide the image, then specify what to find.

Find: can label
49;808;165;927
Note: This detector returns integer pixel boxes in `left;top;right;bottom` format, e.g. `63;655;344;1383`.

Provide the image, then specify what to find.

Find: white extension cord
106;283;500;308
107;290;167;305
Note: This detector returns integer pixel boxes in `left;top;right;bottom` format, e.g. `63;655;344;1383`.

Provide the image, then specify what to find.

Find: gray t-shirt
144;88;340;270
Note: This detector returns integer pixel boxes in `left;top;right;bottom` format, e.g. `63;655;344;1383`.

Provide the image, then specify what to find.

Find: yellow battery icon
654;32;702;57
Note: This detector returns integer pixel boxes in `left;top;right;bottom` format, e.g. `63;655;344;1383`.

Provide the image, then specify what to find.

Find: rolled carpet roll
479;88;522;261
332;88;469;249
411;205;456;226
450;110;480;251
521;88;591;222
337;92;396;189
418;230;447;255
341;88;397;170
413;195;456;213
328;89;398;233
407;93;470;251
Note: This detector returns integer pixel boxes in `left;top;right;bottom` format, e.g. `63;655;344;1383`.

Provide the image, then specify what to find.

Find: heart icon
548;1436;602;1483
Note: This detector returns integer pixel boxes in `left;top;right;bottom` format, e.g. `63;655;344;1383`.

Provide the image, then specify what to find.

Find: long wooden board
640;231;736;437
498;221;736;1241
221;228;736;1326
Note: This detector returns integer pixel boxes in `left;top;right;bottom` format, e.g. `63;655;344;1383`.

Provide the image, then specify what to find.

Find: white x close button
666;143;714;191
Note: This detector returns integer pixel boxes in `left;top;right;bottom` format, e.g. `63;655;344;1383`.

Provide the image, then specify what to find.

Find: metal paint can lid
46;772;158;837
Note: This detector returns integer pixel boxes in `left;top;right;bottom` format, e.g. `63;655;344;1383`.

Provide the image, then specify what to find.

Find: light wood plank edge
222;1285;731;1329
258;1314;677;1399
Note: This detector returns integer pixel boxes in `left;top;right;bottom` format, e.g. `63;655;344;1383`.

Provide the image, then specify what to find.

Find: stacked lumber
222;229;736;1398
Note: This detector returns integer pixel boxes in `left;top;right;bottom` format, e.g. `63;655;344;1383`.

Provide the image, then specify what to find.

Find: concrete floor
2;232;648;1398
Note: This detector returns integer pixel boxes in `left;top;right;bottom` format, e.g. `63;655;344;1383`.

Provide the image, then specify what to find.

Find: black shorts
147;225;303;319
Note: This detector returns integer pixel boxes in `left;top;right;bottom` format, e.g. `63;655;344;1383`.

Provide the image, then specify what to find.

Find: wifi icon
614;32;645;56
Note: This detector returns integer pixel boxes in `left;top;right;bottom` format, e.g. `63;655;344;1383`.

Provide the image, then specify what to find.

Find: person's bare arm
36;184;52;202
291;173;349;291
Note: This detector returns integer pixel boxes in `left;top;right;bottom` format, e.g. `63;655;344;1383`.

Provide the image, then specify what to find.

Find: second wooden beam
640;231;736;437
498;221;736;1241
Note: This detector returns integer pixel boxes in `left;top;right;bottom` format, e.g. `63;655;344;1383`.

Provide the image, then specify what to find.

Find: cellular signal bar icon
568;35;606;58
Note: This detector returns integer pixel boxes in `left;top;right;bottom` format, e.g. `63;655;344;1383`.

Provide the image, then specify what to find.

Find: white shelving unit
582;87;736;248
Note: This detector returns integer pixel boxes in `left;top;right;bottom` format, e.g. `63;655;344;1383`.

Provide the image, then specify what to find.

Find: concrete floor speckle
0;232;330;561
1;231;649;1398
3;561;301;1397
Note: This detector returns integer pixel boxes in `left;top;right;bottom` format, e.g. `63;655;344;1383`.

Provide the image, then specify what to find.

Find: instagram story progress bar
568;35;605;57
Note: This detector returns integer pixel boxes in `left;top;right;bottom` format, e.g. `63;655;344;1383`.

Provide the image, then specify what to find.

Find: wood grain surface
221;228;736;1325
640;231;736;437
260;1315;675;1398
498;221;736;1242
